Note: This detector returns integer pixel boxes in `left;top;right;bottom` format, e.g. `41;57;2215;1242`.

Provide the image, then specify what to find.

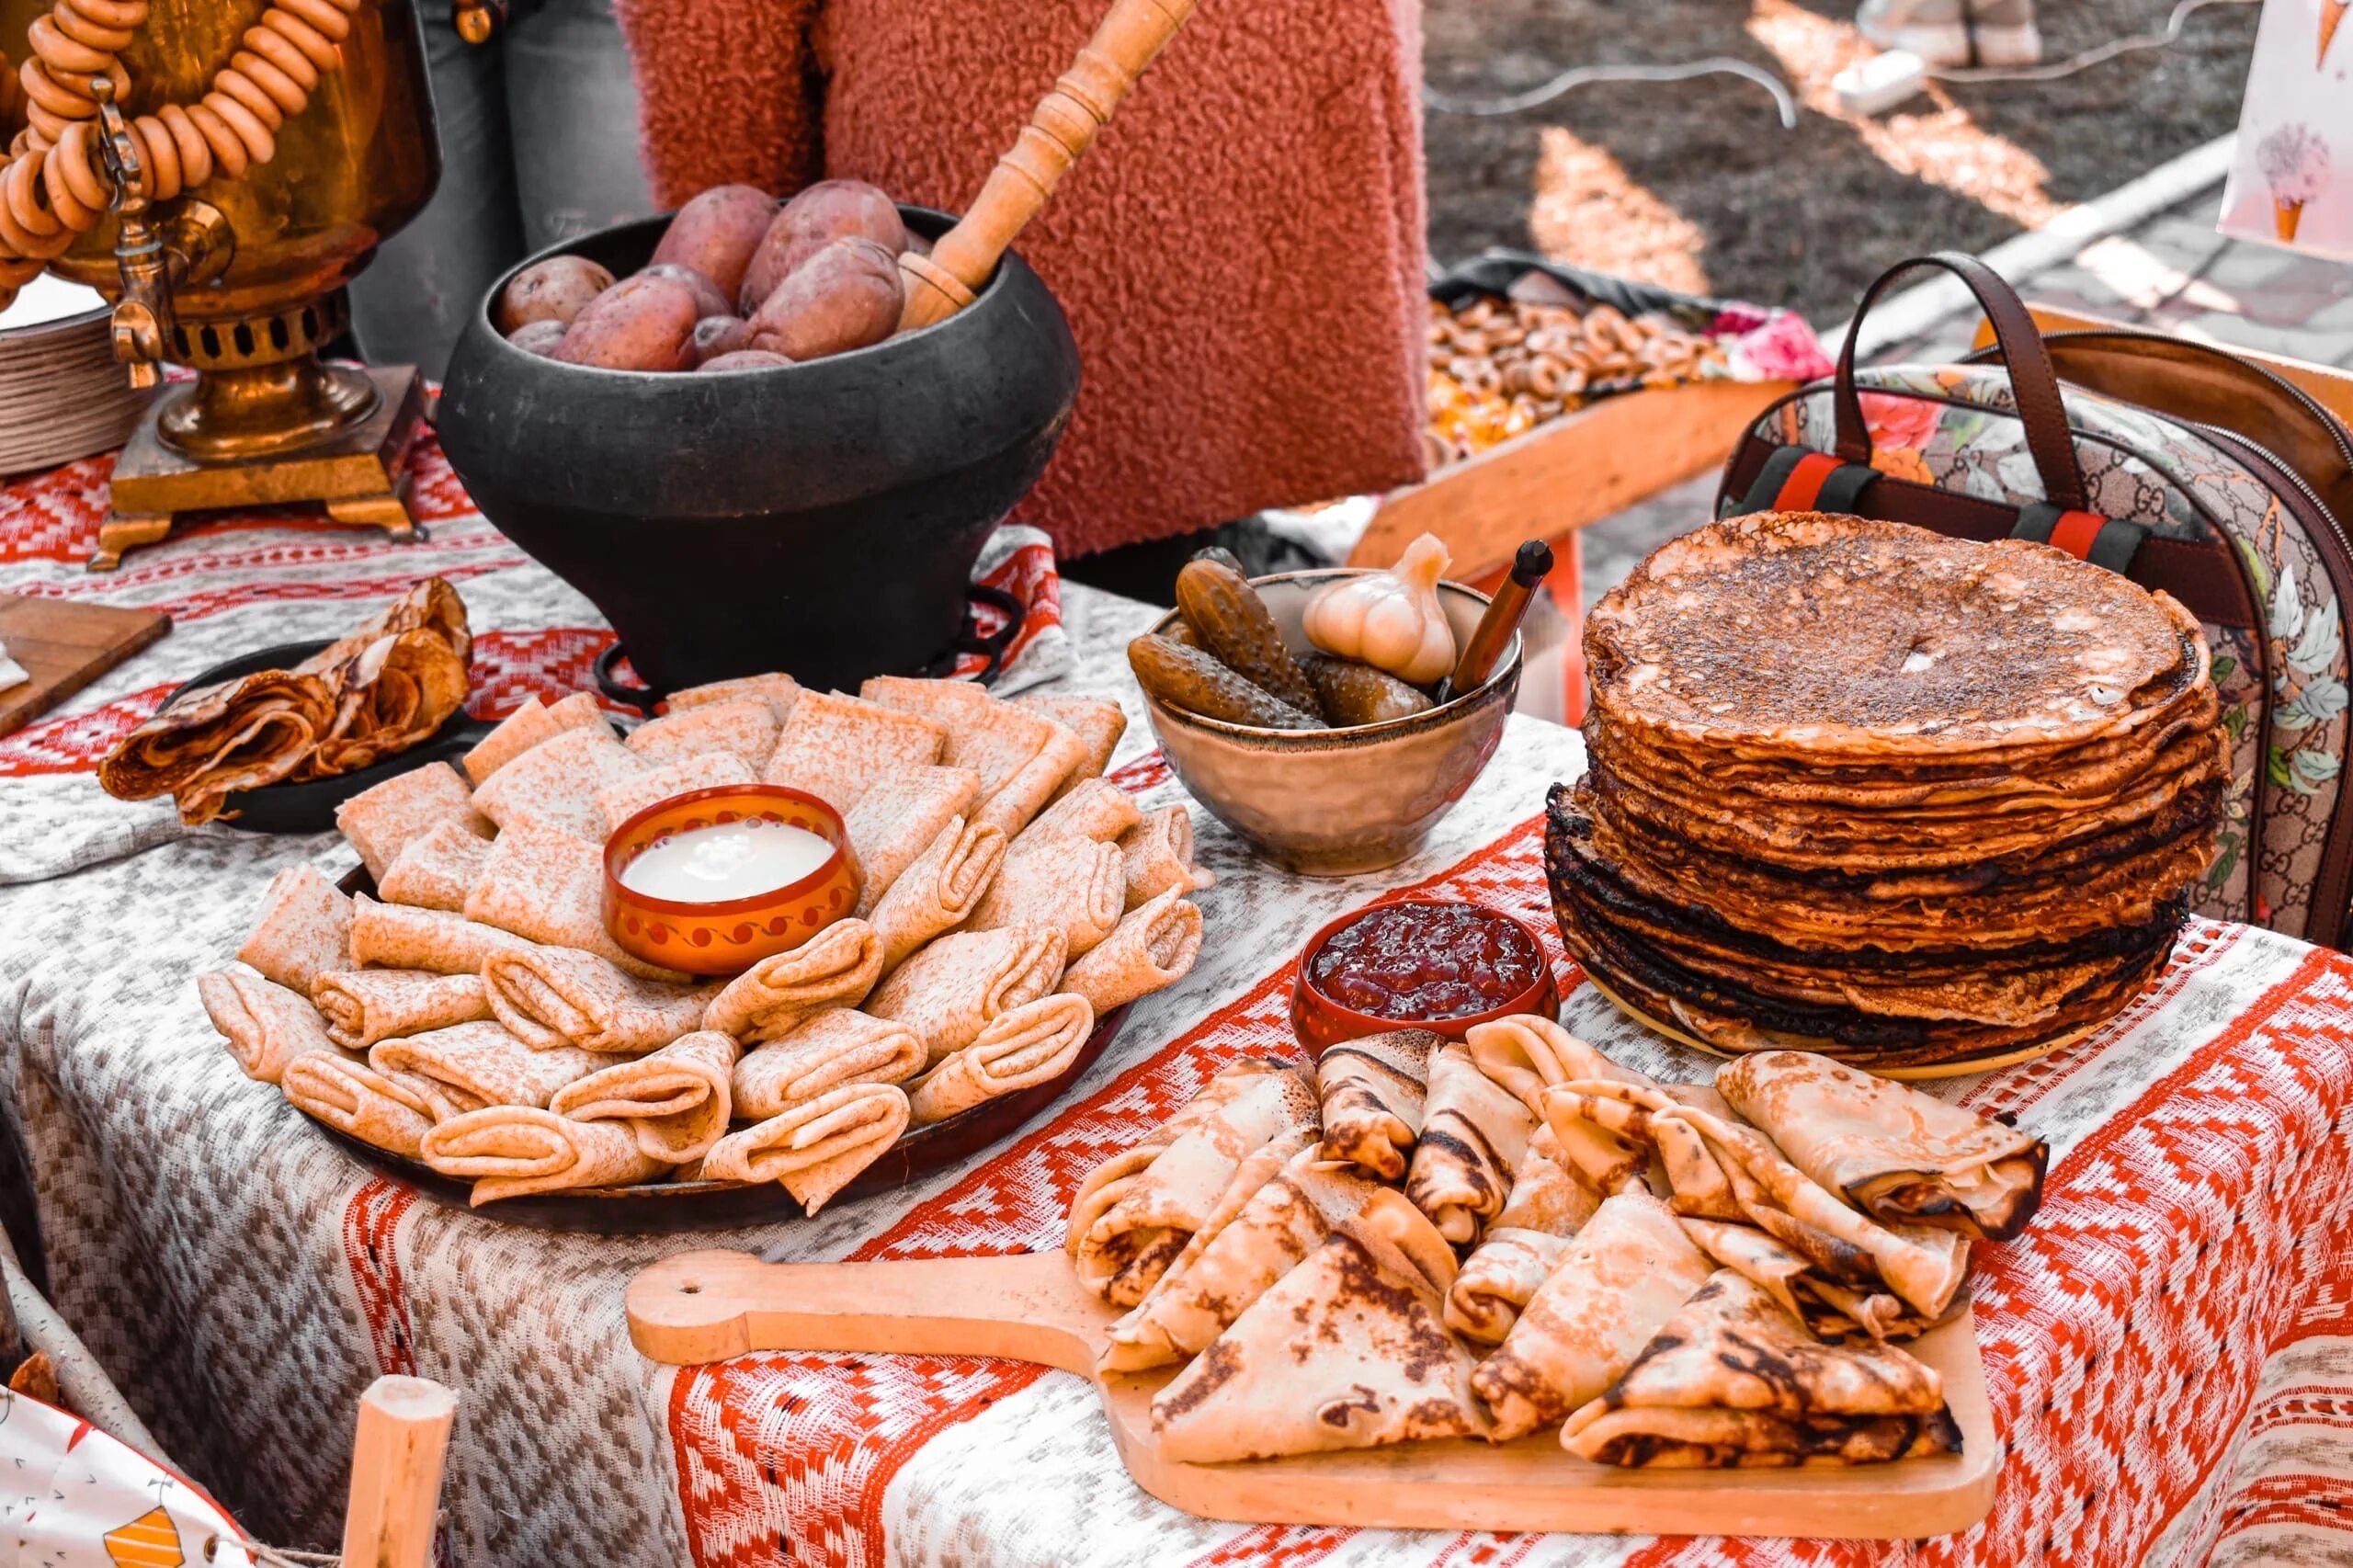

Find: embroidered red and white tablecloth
3;440;2350;1568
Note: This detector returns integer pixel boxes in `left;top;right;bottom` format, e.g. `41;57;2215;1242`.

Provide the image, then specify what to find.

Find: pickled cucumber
1129;635;1322;730
1302;654;1435;726
1173;559;1326;720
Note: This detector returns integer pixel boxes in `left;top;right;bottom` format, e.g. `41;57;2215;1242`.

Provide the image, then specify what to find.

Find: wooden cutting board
627;1248;2001;1539
0;594;171;738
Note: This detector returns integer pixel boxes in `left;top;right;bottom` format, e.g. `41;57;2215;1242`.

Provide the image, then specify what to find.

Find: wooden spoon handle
899;0;1202;330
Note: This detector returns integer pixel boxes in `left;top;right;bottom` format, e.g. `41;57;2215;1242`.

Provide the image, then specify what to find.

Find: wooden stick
338;1375;458;1568
898;0;1201;330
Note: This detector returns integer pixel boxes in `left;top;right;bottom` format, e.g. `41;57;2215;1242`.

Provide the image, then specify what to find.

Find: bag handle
1832;252;2090;512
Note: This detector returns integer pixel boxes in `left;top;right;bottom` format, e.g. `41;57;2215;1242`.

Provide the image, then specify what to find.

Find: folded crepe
235;864;355;998
464;821;689;982
624;696;779;771
1715;1051;2048;1242
369;1020;620;1109
843;766;983;915
280;1050;439;1158
665;672;802;722
1535;1072;1749;1211
1068;1059;1321;1306
597;751;756;835
702;919;884;1042
701;1081;910;1214
763;689;948;814
420;1105;669;1204
1015;693;1128;792
1795;1277;1957;1344
313;969;493;1051
1405;1042;1537;1244
483;945;719;1053
1463;1014;1648;1113
1150;1213;1489;1463
733;1007;925;1118
98;668;335;823
1446;1229;1572;1346
335;761;490;881
297;580;472;778
1495;1124;1604;1234
377;820;496;913
548;1028;741;1163
962;835;1125;958
1119;805;1213;910
864;924;1067;1066
461;690;607;786
1019;777;1142;846
859;676;1086;836
349;894;534;974
199;966;336;1084
866;814;1006;972
908;993;1095;1124
470;723;645;841
1560;1270;1961;1467
1060;891;1201;1018
1677;1218;1813;1324
1471;1190;1715;1440
1314;1028;1437;1181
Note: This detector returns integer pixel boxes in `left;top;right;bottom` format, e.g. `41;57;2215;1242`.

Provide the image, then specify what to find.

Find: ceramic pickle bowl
1290;898;1560;1053
603;785;860;976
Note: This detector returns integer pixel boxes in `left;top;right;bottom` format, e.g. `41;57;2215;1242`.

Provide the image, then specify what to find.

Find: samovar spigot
89;77;165;389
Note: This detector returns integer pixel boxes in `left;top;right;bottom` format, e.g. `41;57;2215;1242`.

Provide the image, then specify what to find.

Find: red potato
690;315;756;363
640;263;733;323
748;236;904;362
506;319;569;357
496;256;614;334
649;184;778;303
551;274;700;371
698;348;796;372
737;179;907;312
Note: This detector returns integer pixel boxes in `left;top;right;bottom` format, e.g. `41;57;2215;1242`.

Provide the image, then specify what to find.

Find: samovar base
93;365;429;571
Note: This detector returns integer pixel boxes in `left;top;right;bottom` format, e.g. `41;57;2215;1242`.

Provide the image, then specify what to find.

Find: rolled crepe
843;766;983;915
859;676;1085;837
1446;1230;1572;1346
763;690;947;814
1020;777;1142;846
1314;1028;1437;1181
549;1028;741;1163
369;1020;620;1109
1060;891;1201;1018
235;865;353;997
483;945;719;1053
465;821;689;983
979;720;1088;838
461;690;606;786
1537;1081;1698;1202
1404;1042;1536;1244
866;815;1006;972
733;1008;925;1119
865;924;1067;1066
1068;1060;1320;1306
1495;1124;1602;1234
908;993;1095;1124
665;672;802;722
1015;693;1128;790
1560;1271;1961;1467
597;752;756;835
420;1105;668;1204
1119;805;1212;910
625;696;779;771
1464;1014;1646;1114
470;723;644;840
701;1081;911;1215
1678;1218;1813;1324
703;919;884;1043
377;820;494;913
1470;1191;1714;1441
313;969;492;1051
1715;1050;2049;1242
962;835;1124;958
349;895;533;974
280;1050;438;1158
1150;1214;1488;1463
199;966;336;1084
335;761;489;881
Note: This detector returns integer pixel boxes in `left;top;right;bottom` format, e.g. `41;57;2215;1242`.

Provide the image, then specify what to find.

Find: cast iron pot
437;207;1080;696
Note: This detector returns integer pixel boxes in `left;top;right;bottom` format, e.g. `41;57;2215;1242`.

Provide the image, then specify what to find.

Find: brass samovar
0;0;437;567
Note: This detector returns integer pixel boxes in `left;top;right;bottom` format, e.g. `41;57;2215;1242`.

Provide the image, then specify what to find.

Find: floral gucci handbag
1717;253;2353;948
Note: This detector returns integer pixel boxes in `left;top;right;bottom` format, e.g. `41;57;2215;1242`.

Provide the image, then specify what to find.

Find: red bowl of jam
1290;898;1560;1052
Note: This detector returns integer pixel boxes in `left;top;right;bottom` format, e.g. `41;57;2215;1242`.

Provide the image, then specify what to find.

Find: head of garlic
1302;533;1458;687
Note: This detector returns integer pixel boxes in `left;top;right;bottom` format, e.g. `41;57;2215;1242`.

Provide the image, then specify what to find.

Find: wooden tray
626;1248;2001;1538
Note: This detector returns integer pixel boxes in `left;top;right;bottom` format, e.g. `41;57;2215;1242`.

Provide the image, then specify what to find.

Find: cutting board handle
627;1248;1116;1374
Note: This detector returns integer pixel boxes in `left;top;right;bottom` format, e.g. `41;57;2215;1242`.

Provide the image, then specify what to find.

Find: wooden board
626;1248;2001;1540
0;594;170;738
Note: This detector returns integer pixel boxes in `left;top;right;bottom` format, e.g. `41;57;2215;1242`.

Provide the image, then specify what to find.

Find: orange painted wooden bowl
602;785;860;976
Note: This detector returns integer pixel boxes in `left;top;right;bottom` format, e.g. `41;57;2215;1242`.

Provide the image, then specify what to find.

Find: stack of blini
1551;513;2228;1071
199;668;1212;1214
1068;1016;2045;1468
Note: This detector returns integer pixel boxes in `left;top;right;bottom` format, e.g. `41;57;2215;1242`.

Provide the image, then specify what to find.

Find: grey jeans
347;0;656;379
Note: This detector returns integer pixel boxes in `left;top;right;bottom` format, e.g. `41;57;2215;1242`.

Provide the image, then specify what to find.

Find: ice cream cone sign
2258;123;2332;244
2323;0;2347;64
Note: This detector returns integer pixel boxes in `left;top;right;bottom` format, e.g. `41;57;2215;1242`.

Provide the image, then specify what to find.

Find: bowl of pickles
1127;538;1521;877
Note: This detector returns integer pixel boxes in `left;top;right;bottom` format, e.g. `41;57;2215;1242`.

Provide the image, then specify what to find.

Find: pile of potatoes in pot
495;179;926;372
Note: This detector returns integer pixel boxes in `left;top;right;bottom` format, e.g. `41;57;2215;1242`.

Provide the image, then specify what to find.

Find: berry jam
1307;902;1545;1021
